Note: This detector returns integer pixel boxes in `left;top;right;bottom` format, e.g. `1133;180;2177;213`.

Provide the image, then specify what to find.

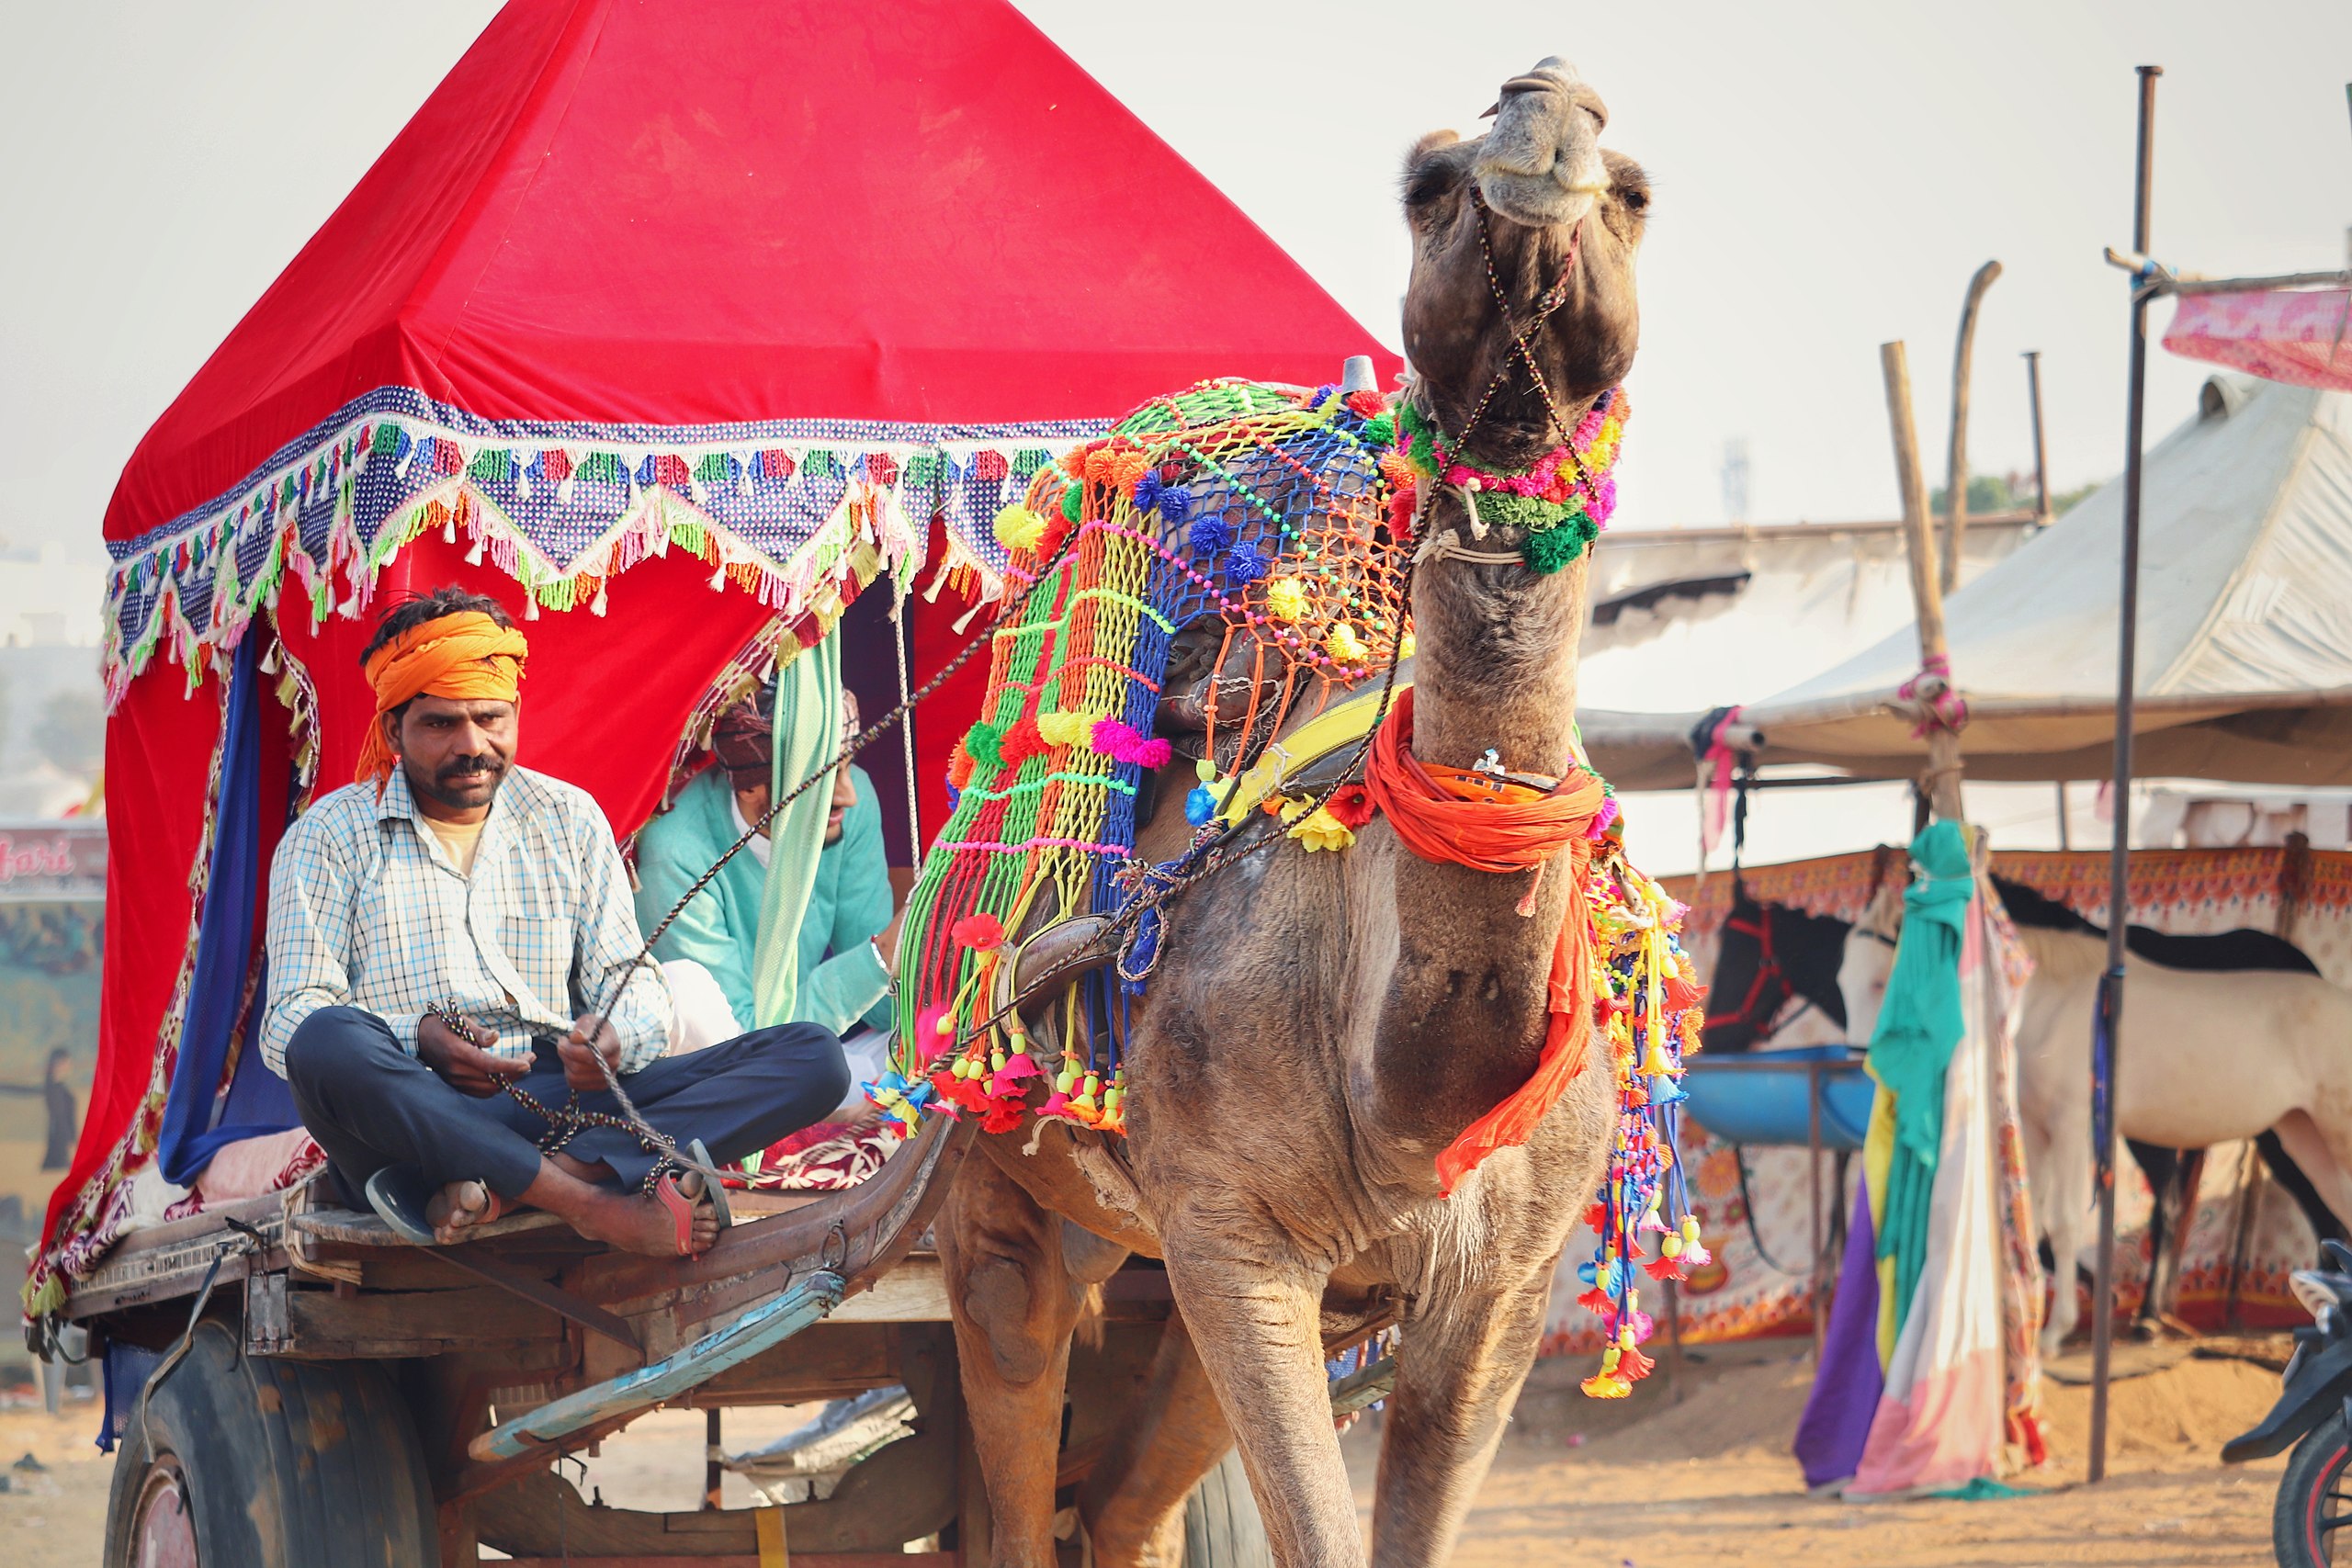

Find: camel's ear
1409;129;1462;160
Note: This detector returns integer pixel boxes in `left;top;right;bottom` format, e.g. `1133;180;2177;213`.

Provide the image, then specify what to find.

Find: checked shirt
262;764;671;1077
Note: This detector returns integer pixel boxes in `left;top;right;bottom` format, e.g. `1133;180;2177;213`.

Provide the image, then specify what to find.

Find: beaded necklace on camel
1389;388;1628;573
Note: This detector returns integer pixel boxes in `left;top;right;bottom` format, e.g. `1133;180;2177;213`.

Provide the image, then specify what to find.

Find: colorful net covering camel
885;379;1410;1131
876;377;1698;1395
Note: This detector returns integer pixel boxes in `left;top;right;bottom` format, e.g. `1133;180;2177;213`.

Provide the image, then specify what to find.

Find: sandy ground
0;1340;2292;1564
1346;1339;2290;1568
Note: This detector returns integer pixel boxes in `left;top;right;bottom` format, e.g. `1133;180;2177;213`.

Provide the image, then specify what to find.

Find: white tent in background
1583;375;2352;791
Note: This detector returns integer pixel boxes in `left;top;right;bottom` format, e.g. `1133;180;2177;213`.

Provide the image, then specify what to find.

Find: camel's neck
1360;483;1592;1188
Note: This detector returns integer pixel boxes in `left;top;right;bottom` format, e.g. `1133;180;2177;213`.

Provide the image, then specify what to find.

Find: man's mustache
439;756;506;781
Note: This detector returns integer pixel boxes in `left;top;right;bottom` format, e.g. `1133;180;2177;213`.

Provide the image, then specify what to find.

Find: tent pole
1941;261;2005;592
1881;341;1964;823
2024;350;2052;528
2090;62;2162;1490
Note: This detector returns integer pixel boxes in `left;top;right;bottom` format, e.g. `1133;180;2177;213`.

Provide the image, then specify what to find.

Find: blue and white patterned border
105;385;1103;703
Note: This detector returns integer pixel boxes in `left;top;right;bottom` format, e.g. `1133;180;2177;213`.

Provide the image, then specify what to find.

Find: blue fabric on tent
155;636;297;1186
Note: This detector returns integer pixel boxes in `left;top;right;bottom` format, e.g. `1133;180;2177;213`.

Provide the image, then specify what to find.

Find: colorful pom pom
1264;576;1309;621
992;504;1046;554
1036;711;1092;749
1225;541;1268;586
1188;514;1231;555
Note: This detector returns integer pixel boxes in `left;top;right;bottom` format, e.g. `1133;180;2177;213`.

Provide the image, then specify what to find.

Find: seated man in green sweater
635;686;899;1106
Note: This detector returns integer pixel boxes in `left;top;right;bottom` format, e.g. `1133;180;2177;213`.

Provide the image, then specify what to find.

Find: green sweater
635;765;895;1036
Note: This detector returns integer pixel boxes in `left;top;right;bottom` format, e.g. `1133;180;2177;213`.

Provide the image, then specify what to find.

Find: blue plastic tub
1680;1045;1876;1151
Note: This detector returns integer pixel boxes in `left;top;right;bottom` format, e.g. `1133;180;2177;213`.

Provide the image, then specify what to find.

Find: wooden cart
61;1118;1272;1566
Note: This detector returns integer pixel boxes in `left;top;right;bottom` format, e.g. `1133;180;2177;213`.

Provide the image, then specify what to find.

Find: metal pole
1808;1060;1826;1364
2089;62;2161;1489
2024;350;2052;527
706;1407;724;1509
1942;262;2005;592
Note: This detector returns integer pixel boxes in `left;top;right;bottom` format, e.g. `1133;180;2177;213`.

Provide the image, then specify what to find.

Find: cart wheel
1182;1449;1272;1568
102;1318;436;1567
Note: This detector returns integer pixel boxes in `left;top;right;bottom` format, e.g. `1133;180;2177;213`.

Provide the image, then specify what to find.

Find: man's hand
560;1014;624;1093
874;906;909;970
416;1013;527;1099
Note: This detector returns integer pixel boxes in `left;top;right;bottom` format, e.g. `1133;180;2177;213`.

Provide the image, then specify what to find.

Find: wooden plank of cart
62;1115;1257;1564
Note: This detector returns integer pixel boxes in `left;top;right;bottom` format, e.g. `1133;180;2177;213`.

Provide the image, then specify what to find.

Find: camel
1838;878;2352;1356
929;56;1653;1567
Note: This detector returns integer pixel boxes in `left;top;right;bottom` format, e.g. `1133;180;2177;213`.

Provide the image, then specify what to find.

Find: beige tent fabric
1581;376;2352;790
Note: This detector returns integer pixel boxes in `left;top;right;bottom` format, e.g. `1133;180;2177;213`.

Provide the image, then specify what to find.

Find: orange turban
355;611;530;791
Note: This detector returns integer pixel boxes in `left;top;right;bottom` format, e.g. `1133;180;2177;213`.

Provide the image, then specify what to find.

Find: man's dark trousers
283;1007;853;1208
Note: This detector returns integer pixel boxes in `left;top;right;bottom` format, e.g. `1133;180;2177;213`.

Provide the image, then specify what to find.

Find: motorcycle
2224;1238;2352;1564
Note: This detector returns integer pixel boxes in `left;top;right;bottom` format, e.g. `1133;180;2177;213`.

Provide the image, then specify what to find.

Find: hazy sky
4;1;2348;582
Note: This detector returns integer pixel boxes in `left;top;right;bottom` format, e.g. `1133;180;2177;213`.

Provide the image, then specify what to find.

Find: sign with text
0;820;106;903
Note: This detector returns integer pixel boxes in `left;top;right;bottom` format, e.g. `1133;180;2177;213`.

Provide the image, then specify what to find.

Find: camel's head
1399;57;1647;458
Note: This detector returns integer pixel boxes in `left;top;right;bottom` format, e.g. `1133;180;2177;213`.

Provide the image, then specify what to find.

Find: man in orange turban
263;586;851;1257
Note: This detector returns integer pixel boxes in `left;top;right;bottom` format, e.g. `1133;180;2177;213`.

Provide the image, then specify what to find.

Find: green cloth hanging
750;637;842;1028
1868;818;1975;1337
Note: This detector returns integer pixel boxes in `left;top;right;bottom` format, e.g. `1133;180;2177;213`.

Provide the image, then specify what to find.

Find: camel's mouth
1474;55;1608;231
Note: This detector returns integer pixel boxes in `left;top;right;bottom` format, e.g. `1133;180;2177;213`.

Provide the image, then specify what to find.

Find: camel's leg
1159;1232;1360;1568
938;1153;1094;1568
1079;1310;1233;1568
1366;1260;1555;1568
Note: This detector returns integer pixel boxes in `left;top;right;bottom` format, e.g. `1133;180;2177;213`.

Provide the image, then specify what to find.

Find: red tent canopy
106;0;1395;547
43;0;1396;1308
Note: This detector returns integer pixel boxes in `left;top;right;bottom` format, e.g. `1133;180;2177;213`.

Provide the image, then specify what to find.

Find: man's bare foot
548;1151;612;1185
570;1181;720;1258
425;1179;499;1245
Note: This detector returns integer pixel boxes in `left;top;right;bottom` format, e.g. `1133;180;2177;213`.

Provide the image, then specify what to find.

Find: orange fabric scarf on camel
1364;687;1608;1195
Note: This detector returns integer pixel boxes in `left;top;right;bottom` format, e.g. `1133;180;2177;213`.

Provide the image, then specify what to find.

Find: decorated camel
876;58;1690;1566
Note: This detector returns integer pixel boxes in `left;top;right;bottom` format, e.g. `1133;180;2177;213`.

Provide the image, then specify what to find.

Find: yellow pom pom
1325;623;1368;665
1399;630;1417;659
992;503;1047;554
1264;577;1309;622
1036;711;1091;748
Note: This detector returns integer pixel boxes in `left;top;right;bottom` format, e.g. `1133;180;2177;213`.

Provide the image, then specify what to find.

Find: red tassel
1642;1254;1682;1282
1577;1286;1611;1314
1618;1344;1655;1382
1583;1201;1608;1233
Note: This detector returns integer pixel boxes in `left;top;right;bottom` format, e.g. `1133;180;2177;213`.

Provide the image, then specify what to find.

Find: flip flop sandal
363;1168;503;1245
650;1173;714;1258
684;1139;734;1235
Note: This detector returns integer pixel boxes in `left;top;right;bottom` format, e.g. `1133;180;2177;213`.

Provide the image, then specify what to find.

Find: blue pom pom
1185;784;1216;827
1225;542;1268;586
1132;470;1163;513
1577;1258;1600;1286
1159;484;1193;525
1188;514;1233;555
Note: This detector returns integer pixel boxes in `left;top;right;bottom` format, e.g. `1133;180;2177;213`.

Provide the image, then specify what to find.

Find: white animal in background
1838;877;2352;1356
